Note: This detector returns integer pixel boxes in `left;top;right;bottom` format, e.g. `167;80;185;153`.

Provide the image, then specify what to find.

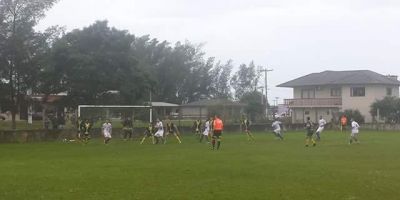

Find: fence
1;123;399;143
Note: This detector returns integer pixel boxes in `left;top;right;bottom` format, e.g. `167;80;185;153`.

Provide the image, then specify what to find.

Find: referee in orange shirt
212;115;224;150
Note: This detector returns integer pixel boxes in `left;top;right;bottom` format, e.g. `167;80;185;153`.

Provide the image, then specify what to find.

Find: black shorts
306;130;313;137
213;130;222;137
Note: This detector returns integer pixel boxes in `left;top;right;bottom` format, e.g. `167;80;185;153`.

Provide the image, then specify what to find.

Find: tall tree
370;96;400;123
0;0;59;129
209;60;233;99
231;61;260;100
240;90;265;122
131;38;214;104
44;21;152;106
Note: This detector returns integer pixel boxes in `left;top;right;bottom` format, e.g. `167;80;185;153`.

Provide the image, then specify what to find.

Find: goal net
77;105;152;128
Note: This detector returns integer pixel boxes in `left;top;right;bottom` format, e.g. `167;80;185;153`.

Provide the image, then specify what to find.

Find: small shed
180;99;246;121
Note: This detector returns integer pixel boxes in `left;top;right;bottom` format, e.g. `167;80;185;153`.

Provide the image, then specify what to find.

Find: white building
278;70;400;123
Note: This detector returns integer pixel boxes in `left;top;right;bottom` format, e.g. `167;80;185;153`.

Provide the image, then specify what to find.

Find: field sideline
1;131;400;200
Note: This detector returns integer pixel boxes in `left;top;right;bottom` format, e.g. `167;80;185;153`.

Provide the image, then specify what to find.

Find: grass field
1;130;400;200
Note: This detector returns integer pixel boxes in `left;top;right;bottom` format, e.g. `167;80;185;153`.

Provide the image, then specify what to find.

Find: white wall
341;85;399;123
291;84;400;123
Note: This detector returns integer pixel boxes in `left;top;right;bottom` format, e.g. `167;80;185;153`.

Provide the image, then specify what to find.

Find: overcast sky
36;0;400;104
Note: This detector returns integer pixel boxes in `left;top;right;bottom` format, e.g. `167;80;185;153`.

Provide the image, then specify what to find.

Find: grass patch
0;130;399;199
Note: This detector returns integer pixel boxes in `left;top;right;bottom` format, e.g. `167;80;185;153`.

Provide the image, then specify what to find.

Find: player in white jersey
102;119;112;144
154;119;165;144
271;118;284;140
349;119;360;144
200;117;211;143
315;116;326;141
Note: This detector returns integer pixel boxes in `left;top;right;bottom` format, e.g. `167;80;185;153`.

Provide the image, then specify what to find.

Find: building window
387;88;393;96
351;87;365;97
330;88;342;97
301;89;315;99
305;111;310;115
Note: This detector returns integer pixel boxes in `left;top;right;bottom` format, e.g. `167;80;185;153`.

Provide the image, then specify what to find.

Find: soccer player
243;117;255;141
211;115;224;150
82;119;92;144
315;116;326;141
349;118;360;144
271;118;284;140
340;115;348;131
102;119;112;144
164;119;182;144
305;117;316;147
200;117;212;143
154;118;165;144
193;119;202;137
122;117;134;141
140;122;155;144
76;117;83;141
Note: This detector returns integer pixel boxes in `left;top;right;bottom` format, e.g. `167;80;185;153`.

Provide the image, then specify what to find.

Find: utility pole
258;67;273;118
257;86;264;104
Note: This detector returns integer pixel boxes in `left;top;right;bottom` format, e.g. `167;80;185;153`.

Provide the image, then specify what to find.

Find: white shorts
103;132;112;138
154;130;164;137
351;130;359;137
274;129;281;134
202;129;209;136
316;127;324;133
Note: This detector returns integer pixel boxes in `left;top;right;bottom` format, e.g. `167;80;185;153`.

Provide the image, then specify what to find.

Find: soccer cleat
305;145;309;147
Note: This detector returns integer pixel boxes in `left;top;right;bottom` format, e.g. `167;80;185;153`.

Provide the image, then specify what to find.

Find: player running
211;115;224;150
200;117;212;143
315;116;326;141
243;117;255;141
140;122;155;144
154;118;165;144
305;117;316;147
271;118;284;140
102;119;112;144
164;119;182;144
349;118;360;144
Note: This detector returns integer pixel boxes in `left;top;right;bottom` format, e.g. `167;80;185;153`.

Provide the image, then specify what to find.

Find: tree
44;21;152;107
231;61;260;100
131;38;214;104
0;0;59;129
209;60;233;99
240;91;265;122
370;96;400;123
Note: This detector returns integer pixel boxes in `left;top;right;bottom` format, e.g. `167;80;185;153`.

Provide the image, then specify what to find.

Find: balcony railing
284;98;342;108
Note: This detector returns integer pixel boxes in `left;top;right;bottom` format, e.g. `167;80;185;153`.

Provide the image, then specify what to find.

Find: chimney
387;75;398;81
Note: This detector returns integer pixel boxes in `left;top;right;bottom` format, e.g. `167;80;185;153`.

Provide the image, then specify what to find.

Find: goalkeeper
82;119;92;144
122;117;134;141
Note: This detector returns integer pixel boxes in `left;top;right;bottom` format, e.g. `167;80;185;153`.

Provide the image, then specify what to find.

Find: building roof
277;70;400;87
181;99;246;107
151;102;180;107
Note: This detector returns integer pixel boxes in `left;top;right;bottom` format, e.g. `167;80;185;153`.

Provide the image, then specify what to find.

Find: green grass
1;131;400;200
